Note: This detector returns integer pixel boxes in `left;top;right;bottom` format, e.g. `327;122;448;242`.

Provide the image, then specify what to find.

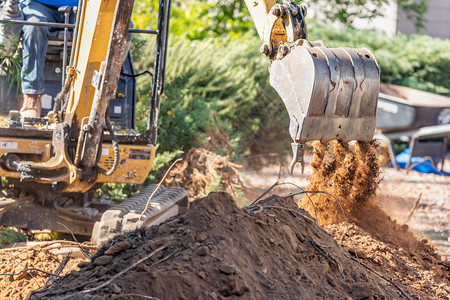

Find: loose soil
0;146;448;299
0;241;92;299
298;141;423;252
29;192;448;299
327;223;449;298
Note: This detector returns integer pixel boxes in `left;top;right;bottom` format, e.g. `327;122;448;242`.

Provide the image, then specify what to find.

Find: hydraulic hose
95;110;119;176
52;73;73;123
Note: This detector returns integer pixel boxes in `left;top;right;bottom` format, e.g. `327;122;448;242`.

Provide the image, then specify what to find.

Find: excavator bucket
243;0;380;172
270;41;380;145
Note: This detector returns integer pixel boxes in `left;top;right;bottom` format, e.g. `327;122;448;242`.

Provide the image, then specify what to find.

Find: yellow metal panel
97;144;156;184
0;138;51;178
67;0;120;126
244;0;286;45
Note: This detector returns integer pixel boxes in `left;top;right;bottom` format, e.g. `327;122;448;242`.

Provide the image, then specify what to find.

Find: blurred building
396;0;449;38
308;0;450;39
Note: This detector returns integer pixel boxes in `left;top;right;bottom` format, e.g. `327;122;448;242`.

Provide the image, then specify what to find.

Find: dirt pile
164;148;245;199
30;192;446;299
0;242;90;299
327;223;450;298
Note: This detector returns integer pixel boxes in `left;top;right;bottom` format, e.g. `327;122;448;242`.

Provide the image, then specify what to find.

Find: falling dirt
298;140;424;251
29;192;449;299
300;140;380;225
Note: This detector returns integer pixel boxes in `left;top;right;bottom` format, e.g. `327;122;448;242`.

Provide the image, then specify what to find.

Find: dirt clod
218;263;236;275
93;255;113;266
104;240;131;255
196;245;210;256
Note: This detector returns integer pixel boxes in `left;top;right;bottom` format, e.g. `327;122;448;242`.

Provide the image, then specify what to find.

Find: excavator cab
245;0;380;172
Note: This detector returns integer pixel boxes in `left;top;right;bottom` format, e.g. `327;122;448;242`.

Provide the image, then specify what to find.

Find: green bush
138;35;291;160
0;228;27;248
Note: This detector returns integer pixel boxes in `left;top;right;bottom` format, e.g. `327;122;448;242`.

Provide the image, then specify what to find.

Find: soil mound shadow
30;192;445;300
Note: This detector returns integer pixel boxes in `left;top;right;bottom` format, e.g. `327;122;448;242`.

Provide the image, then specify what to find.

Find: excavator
0;0;379;245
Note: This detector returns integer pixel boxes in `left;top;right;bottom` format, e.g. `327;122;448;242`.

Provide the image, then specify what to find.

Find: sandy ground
242;158;450;258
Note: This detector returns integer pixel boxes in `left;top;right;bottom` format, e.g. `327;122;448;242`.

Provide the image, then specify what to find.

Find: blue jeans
20;0;74;94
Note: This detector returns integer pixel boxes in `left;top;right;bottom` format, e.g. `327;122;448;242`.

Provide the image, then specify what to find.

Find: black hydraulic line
129;28;157;34
147;0;172;144
160;0;171;95
120;70;153;77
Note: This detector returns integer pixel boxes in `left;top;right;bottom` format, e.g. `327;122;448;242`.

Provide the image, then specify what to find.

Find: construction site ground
0;160;449;299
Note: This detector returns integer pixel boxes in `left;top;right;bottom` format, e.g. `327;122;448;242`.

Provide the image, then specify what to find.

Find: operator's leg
20;0;59;118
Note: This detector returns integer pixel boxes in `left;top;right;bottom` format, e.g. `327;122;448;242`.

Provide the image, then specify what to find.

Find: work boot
20;94;41;119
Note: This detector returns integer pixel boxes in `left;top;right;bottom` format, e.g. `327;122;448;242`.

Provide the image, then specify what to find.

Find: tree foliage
133;0;254;40
133;35;284;159
133;0;429;39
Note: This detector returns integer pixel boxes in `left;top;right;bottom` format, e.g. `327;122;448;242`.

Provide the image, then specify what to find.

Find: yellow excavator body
0;0;380;243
